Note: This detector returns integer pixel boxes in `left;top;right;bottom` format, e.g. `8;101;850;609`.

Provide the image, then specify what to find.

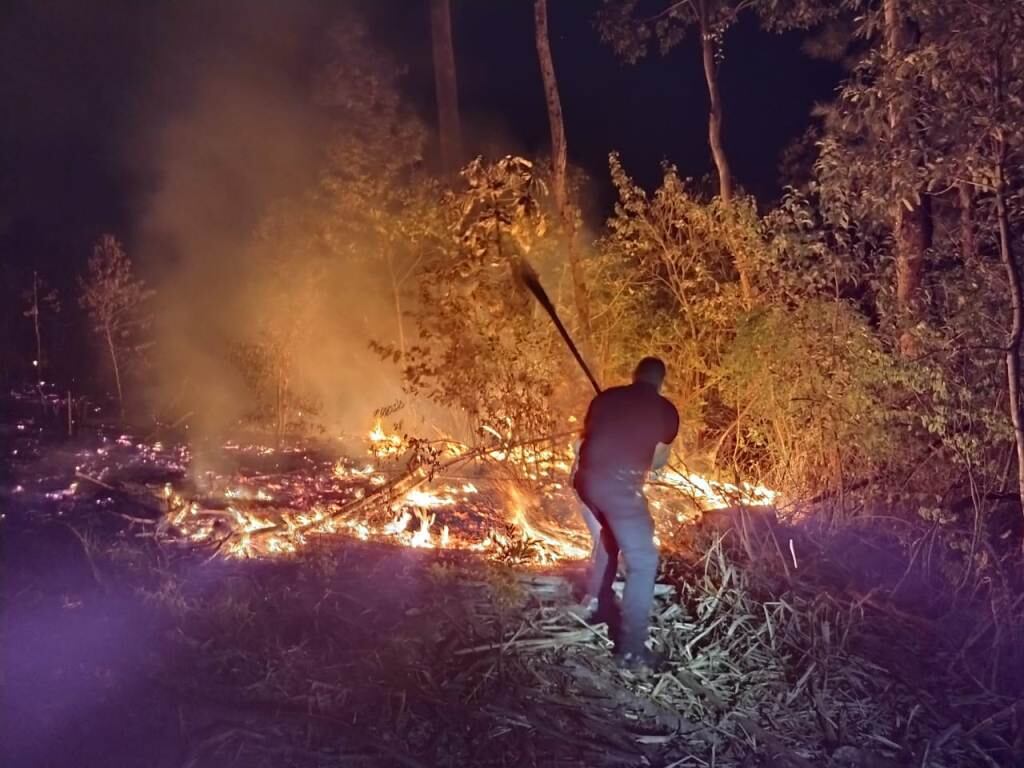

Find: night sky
0;0;842;277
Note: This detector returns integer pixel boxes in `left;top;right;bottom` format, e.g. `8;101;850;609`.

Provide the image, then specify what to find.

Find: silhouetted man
572;357;679;669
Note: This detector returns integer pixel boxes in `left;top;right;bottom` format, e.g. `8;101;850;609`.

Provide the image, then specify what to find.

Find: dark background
0;0;841;384
0;0;841;267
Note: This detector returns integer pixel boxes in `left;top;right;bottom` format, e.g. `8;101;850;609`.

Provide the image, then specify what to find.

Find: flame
143;417;778;564
500;485;590;563
368;418;403;457
409;509;436;548
403;488;455;508
657;468;776;508
383;509;412;535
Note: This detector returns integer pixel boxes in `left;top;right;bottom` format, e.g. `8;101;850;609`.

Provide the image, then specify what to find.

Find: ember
56;414;777;565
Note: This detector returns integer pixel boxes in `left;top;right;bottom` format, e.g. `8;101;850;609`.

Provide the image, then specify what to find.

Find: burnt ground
3;409;1024;767
2;495;638;767
1;517;550;767
1;480;586;768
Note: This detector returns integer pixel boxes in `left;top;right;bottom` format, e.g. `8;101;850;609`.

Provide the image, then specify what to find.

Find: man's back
577;381;679;481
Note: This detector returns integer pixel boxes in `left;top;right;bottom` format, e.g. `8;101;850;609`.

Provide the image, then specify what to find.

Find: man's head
633;356;667;391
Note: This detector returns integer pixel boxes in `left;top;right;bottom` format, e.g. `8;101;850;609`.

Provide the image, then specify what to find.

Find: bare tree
80;234;152;418
430;0;463;175
533;0;592;348
22;270;59;380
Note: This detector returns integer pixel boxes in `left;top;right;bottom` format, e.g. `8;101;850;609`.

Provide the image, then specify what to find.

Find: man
572;357;679;669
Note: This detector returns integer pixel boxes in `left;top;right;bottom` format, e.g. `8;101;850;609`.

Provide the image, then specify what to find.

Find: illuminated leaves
597;153;755;404
396;156;564;450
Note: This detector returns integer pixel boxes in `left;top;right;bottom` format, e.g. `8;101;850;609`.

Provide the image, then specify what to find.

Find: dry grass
110;523;1018;768
6;428;1022;767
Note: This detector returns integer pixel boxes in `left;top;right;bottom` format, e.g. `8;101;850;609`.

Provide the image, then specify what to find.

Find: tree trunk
698;2;732;205
697;1;751;306
533;0;592;345
104;326;124;419
885;0;930;356
430;0;463;175
275;360;286;443
996;158;1024;537
989;35;1024;538
894;198;930;352
959;182;976;262
384;246;407;360
534;0;566;215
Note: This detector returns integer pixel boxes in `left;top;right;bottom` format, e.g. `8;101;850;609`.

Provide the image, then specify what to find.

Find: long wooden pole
516;259;601;394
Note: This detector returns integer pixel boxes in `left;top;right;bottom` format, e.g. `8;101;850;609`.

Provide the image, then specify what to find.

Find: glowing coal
65;417;778;564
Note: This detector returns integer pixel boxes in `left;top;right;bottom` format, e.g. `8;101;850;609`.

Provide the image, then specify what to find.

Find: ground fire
63;417;776;563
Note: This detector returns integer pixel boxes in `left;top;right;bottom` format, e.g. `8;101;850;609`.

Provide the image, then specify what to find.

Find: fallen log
76;471;164;518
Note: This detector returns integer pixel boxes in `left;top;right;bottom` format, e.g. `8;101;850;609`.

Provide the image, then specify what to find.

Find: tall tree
430;0;463;175
533;0;592;350
913;0;1024;537
821;0;1024;524
596;0;740;203
815;1;964;355
21;271;59;380
597;0;831;305
884;0;931;356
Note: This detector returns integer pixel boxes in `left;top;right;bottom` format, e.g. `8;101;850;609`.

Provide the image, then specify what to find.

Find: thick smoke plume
134;1;416;443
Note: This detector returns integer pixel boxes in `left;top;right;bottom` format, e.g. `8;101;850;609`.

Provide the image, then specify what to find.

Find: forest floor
2;403;1023;767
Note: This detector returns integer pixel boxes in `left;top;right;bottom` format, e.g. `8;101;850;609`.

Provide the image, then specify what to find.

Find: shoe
614;647;663;673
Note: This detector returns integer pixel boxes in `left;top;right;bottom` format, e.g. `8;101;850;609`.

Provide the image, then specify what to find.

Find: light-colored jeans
579;499;604;599
575;474;658;655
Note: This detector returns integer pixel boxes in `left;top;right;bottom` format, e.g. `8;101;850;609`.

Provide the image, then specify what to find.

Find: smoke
132;1;416;443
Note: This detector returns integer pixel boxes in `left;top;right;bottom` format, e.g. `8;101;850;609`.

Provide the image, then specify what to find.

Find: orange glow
158;428;778;563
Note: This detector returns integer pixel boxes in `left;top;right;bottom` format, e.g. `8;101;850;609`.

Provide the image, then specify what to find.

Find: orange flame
156;424;778;563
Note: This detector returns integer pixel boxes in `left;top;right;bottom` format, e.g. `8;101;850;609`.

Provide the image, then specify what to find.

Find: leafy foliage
596;0;836;64
594;155;756;423
396;156;567;449
69;1;1022;536
720;301;894;494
